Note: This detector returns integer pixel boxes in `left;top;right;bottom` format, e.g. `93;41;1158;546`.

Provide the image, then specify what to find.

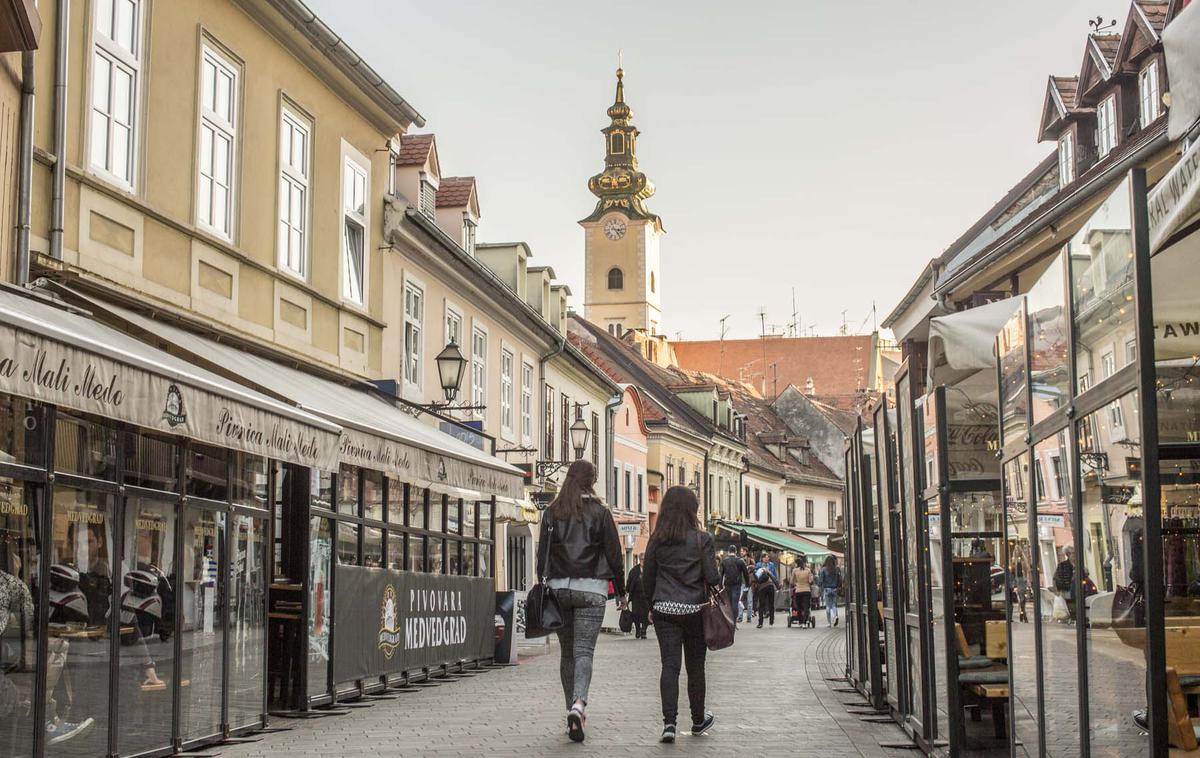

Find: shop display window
337;523;359;566
228;514;266;730
896;373;925;727
363;527;383;568
1027;252;1071;425
0;396;45;468
447;498;461;536
187;444;228;502
462;542;477;578
385;479;405;524
181;508;224;743
231;453;267;510
407;489;426;530
54;412;117;482
311;470;334;512
464;500;477;539
998;305;1029;450
117;497;175;756
429;494;445;534
427;536;444;575
0;481;40;758
362;471;383;523
337;466;359;515
478;543;492;579
47;487;113;758
122;430;178;491
386;533;404;571
447;540;461;576
479;501;493;542
407;534;424;573
307;516;331;698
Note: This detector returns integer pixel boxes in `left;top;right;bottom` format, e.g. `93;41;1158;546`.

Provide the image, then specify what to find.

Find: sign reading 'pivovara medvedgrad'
332;566;495;682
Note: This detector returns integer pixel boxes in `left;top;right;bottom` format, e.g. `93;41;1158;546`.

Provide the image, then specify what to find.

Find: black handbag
618;608;634;633
525;521;564;639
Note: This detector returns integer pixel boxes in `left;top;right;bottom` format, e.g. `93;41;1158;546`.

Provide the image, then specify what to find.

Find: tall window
1058;132;1075;187
402;282;423;388
637;473;644;512
787;498;796;527
1139;60;1160;128
521;362;533;441
1096;95;1116;157
278;108;310;276
754;489;760;521
471;326;487;420
91;0;142;187
743;485;750;518
766;492;773;524
668;463;676;489
419;180;436;219
197;45;238;239
607;267;623;290
624;470;632;510
544;387;555;459
342;158;368;304
805;499;814;528
1051;456;1065;499
463;219;477;256
591;411;600;464
500;349;514;437
445;307;462;347
650;271;656;293
827;500;836;529
1035;460;1046;499
560;395;570;461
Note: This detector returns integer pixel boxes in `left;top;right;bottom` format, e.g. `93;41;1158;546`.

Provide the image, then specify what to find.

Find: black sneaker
567;706;585;742
834;617;840;627
1133;709;1148;732
660;724;677;743
691;711;716;735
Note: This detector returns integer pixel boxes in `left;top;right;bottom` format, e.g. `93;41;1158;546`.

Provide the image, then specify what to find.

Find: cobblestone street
215;623;915;758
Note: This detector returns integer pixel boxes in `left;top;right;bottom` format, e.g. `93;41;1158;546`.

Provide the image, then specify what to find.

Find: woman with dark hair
642;486;720;743
536;459;626;743
817;554;843;627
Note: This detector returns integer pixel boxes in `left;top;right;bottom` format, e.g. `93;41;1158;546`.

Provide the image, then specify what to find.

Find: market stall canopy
0;287;341;468
713;519;839;560
927;296;1023;388
72;293;525;500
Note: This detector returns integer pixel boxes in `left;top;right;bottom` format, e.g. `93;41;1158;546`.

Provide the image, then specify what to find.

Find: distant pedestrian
790;556;813;627
739;549;755;622
753;551;779;628
643;486;720;743
626;557;650;639
536;459;627;743
719;544;750;624
817;555;843;627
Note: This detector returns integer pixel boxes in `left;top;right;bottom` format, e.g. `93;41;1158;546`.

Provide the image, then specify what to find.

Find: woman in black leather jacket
535;459;626;743
642;486;720;743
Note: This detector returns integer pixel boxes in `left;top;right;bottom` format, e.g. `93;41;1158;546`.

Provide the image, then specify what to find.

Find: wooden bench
954;623;1009;740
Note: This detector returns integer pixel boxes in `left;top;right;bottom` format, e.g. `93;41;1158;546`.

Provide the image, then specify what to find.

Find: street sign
618;523;641;536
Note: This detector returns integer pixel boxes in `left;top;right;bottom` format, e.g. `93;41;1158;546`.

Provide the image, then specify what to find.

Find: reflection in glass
927;495;948;746
1078;392;1146;755
363;527;383;568
408;489;426;530
387;533;404;571
478;543;492;579
181;508;224;742
427;536;444;575
337;523;359;566
54;412;118;481
0;481;40;758
386;480;404;523
1005;454;1039;755
229;515;266;730
117;498;175;756
307;517;331;698
123;430;178;491
311;470;334;511
338;466;359;515
998;305;1029;448
478;501;493;542
1151;234;1200;443
362;471;383;522
1070;177;1134;397
447;540;461;576
897;373;924;728
0;395;46;467
407;534;424;573
47;487;113;758
231;453;267;510
448;498;461;536
947;380;1001;482
1028;253;1071;425
429;494;445;534
187;445;228;502
464;500;478;539
462;542;476;578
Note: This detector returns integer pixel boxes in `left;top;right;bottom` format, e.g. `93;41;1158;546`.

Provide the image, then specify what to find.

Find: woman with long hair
642;486;720;743
817;554;843;627
535;459;626;742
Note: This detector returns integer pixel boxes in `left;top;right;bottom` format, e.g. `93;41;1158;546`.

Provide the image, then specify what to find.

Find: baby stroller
788;588;816;628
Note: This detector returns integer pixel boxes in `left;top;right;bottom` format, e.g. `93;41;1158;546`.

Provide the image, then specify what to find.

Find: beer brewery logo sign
378;584;402;659
161;383;187;428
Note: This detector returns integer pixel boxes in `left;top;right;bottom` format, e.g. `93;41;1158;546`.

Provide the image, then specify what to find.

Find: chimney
804;377;815;396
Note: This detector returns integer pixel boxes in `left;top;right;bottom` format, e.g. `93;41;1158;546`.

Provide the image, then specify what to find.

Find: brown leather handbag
702;586;735;650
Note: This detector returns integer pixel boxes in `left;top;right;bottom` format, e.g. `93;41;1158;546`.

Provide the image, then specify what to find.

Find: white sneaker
46;717;94;746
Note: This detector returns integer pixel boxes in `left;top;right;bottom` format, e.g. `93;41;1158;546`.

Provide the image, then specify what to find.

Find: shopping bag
702;587;736;651
618;608;634;633
1051;594;1069;621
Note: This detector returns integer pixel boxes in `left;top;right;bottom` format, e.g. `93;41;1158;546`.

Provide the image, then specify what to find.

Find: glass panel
429;495;445;534
0;395;46;467
897;373;924;726
123;429;178;492
187;444;228;502
0;481;40;758
231;453;267;510
337;466;358;515
408;489;426;530
926;495;948;747
362;471;383;522
998;304;1029;449
228;514;266;730
921;395;938;490
1070;177;1134;397
947;379;1001;482
385;479;404;524
427;535;443;574
447;499;461;536
447;540;461;576
478;543;492;579
117;498;175;756
1005;454;1038;752
1028;252;1071;425
311;470;333;512
479;501;493;541
462;542;476;578
387;533;404;571
1151;228;1200;443
181;508;224;742
464;500;477;538
47;487;113;758
54;411;118;481
363;527;382;568
1078;391;1147;755
337;523;358;566
306;516;331;698
407;534;424;573
1161;454;1200;753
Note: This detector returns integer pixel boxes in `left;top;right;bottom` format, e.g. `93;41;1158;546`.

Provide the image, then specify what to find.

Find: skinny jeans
652;610;707;726
552;588;607;708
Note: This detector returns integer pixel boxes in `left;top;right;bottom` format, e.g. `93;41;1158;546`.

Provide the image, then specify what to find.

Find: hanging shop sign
1036;514;1066;528
1149;136;1200;253
0;323;339;469
332;566;495;682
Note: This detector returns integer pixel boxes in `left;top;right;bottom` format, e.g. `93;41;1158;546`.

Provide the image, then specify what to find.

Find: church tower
581;67;664;337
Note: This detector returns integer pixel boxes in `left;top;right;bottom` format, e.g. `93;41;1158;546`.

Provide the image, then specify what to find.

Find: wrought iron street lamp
534;404;592;503
435;339;467;402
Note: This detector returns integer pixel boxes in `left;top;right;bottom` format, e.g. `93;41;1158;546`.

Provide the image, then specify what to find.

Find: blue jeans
725;584;742;623
553;589;607;708
739;587;753;621
824;589;839;625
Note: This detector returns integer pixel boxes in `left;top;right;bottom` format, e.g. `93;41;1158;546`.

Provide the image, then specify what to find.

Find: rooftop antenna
872;301;877;333
718;314;731;376
758;307;768;395
840;309;849;336
790;288;799;337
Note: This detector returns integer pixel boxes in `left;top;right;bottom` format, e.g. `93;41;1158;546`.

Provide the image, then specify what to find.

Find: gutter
15;49;34;286
936;124;1169;298
49;0;68;261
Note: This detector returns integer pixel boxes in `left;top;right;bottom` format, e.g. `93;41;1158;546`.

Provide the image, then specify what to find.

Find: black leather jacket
535;498;626;596
643;529;720;607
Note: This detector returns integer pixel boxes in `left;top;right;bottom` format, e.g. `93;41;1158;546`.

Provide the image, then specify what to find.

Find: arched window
607;267;623;290
650;271;656;293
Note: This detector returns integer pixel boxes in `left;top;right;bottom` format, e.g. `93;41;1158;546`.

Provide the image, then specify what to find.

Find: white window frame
471;323;488;422
340;143;370;306
500;347;515;439
402;279;424;391
195;43;239;241
520;359;534;443
463;218;477;257
278;104;311;278
89;0;144;190
1139;60;1160;128
1058;132;1075;187
419;179;437;220
1096;95;1116;157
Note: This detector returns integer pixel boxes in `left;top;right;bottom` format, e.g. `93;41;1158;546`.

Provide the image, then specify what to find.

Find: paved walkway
216;621;915;758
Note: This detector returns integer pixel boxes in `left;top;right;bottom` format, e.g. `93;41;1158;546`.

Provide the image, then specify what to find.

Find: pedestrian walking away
626;556;650;639
738;549;755;623
753;551;779;628
535;459;627;743
817;555;843;627
719;544;750;624
789;555;813;628
642;486;720;743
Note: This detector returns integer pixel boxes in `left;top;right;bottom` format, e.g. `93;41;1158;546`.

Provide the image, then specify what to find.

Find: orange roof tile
436;176;475;208
396;133;435;166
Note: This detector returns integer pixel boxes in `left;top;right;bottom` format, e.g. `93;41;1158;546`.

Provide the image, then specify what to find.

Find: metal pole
14;50;35;286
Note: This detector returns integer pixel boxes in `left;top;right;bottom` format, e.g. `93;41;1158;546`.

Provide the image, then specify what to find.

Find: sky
306;0;1132;340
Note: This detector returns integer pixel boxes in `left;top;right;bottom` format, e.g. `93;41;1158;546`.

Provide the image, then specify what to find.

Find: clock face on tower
603;217;626;241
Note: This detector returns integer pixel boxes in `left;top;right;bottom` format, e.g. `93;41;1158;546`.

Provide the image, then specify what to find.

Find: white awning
79;295;525;499
0;288;341;468
927;297;1023;388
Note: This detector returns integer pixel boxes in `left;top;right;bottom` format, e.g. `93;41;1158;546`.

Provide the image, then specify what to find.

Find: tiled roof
1093;34;1120;66
436;176;475;208
1136;1;1168;33
808;396;861;437
396;133;435;166
672;335;874;412
1051;76;1079;111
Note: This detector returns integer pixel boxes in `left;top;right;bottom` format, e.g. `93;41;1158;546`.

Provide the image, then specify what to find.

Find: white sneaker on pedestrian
567;704;585;742
46;718;94;746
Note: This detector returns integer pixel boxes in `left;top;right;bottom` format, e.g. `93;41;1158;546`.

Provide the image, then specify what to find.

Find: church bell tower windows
607;267;624;290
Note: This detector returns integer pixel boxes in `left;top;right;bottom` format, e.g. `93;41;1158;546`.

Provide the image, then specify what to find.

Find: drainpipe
14;50;34;286
49;0;70;261
605;393;621;504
